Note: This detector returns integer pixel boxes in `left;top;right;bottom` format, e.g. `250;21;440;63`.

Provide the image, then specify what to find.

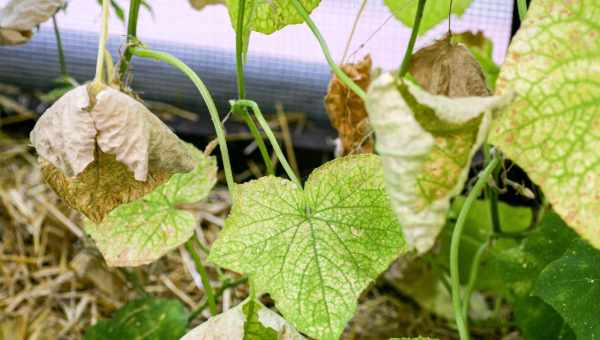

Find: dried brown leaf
324;54;374;155
409;35;490;98
30;84;196;222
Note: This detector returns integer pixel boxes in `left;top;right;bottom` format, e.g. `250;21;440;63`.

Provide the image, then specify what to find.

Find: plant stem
289;0;366;101
235;0;274;176
450;157;500;340
51;14;67;76
119;0;142;83
93;0;110;86
131;48;236;195
234;100;301;187
185;239;217;316
340;0;368;64
517;0;528;22
484;144;502;233
188;276;248;322
461;238;489;319
398;0;426;78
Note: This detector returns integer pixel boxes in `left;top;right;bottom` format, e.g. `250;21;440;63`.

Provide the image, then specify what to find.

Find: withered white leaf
30;84;196;222
0;0;64;45
367;75;513;253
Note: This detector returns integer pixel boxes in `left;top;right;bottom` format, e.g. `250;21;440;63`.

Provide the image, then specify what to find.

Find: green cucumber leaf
85;146;217;267
209;154;406;340
490;0;600;248
225;0;321;55
181;298;305;339
84;297;188;340
494;212;578;297
384;0;473;36
533;239;600;340
513;296;576;340
366;75;512;253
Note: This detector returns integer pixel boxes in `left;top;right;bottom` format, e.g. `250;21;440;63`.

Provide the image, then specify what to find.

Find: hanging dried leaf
30;84;196;222
409;35;490;97
324;55;374;155
0;0;64;45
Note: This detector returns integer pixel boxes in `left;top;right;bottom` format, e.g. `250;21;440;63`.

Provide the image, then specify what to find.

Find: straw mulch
0;127;244;339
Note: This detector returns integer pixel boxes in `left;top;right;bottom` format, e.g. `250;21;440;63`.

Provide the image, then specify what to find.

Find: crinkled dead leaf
189;0;225;11
451;31;500;90
209;154;406;340
84;146;217;267
0;0;64;45
367;74;512;253
181;299;304;340
30;85;196;222
490;0;600;248
409;36;490;97
325;54;374;156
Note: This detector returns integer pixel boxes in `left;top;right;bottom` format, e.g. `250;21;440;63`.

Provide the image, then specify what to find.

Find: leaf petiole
92;0;110;87
289;0;366;101
130;47;236;196
398;0;427;78
232;99;301;187
185;239;217;316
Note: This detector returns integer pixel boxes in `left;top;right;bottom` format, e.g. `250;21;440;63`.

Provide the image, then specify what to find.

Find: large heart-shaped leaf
366;74;512;253
384;0;473;36
85;146;217;267
534;239;600;340
490;0;600;248
209;154;406;340
84;297;188;340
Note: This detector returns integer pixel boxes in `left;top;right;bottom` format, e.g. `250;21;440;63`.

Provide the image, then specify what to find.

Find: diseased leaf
325;54;374;156
224;0;320;55
533;239;600;340
366;74;512;253
209;154;406;340
30;85;196;222
451;31;500;91
0;0;64;45
83;297;188;340
84;146;217;267
490;0;600;248
181;299;304;340
384;0;473;35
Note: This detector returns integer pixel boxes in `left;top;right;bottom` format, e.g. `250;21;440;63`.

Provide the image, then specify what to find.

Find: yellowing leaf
209;154;406;340
30;85;196;222
366;75;512;253
189;0;225;11
0;0;64;45
84;146;217;267
384;0;473;36
490;0;600;248
181;299;304;340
